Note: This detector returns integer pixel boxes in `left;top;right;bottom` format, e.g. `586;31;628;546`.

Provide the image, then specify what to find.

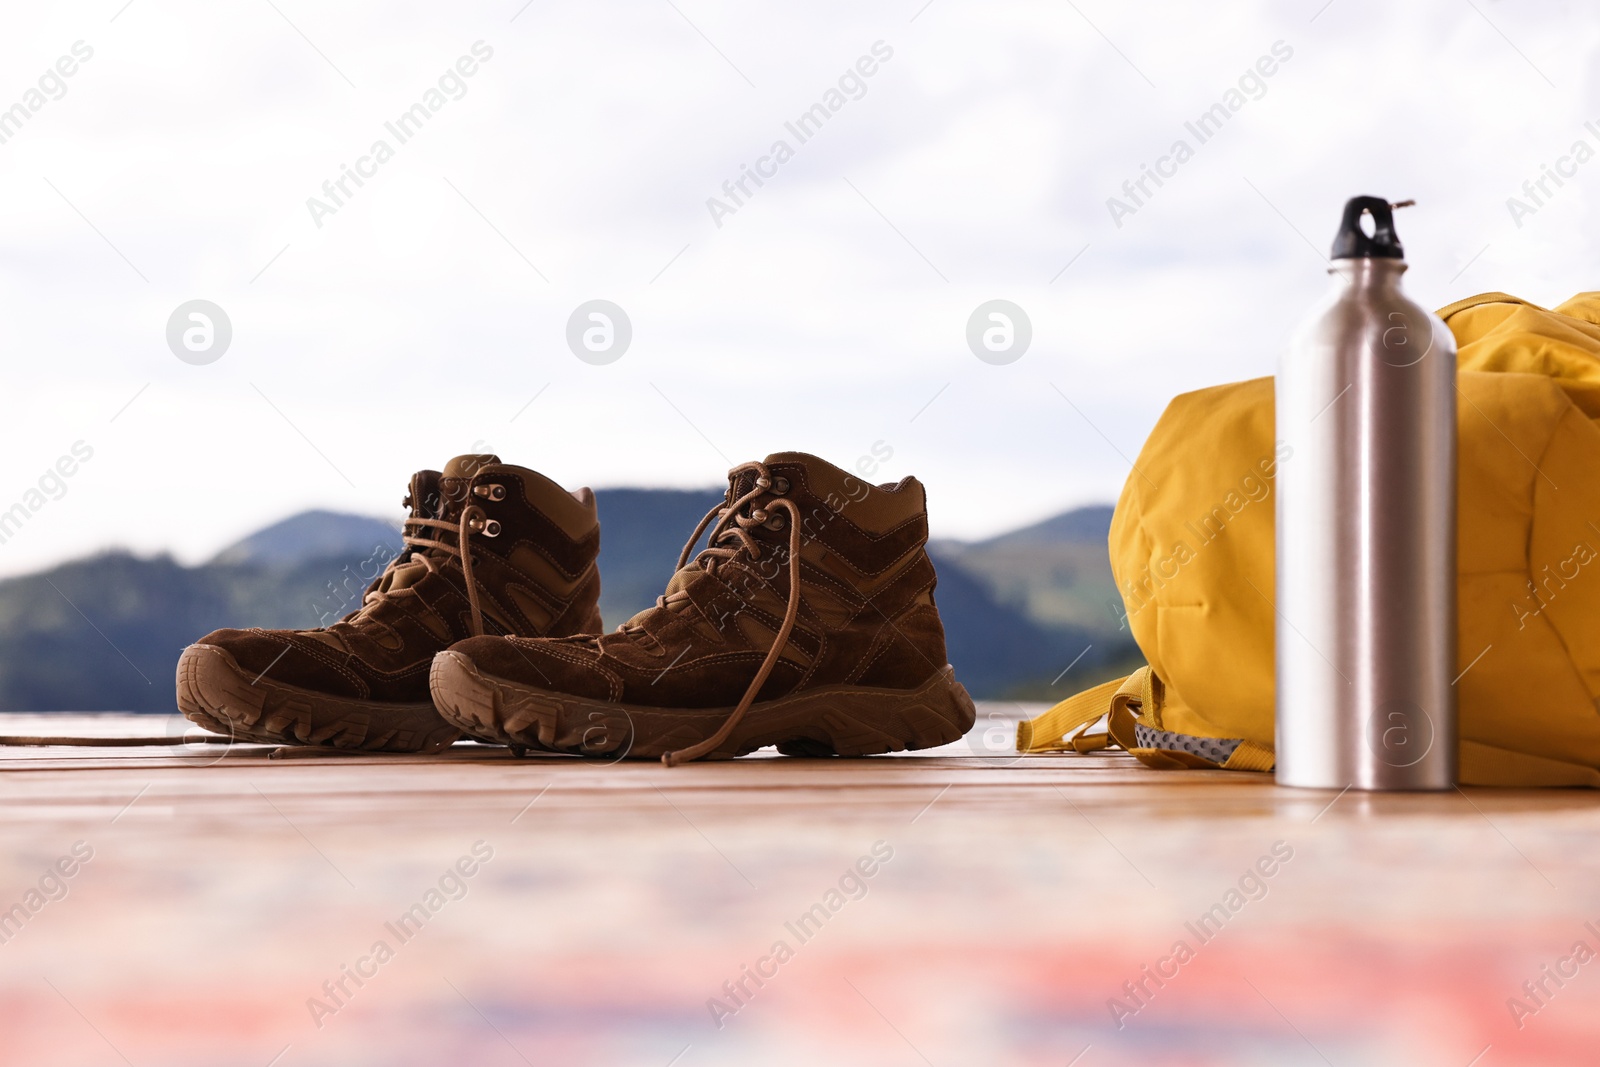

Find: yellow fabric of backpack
1018;292;1600;786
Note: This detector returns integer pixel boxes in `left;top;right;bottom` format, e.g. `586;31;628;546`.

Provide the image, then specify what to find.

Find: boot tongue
408;470;443;519
728;467;761;500
438;454;501;520
443;453;500;479
372;460;494;603
373;470;446;599
640;467;757;623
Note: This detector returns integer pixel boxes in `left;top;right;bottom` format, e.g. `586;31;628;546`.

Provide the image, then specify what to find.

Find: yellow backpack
1019;292;1600;787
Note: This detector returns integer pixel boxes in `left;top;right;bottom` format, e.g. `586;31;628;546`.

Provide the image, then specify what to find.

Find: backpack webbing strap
1015;675;1131;754
1018;666;1276;773
1019;674;1600;784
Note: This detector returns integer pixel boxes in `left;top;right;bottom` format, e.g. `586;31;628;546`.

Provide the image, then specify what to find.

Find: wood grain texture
0;710;1595;1066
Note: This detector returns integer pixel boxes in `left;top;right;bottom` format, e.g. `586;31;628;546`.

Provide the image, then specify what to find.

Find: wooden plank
0;710;1594;1066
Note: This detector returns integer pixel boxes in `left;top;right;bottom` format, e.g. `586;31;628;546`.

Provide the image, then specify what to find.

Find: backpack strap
1015;674;1130;753
1018;666;1275;773
1019;672;1600;785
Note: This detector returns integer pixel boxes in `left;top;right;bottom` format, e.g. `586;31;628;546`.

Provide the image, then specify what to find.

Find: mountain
212;510;402;567
0;550;387;712
972;504;1115;547
0;494;1138;711
593;488;727;628
921;557;1111;700
930;505;1123;635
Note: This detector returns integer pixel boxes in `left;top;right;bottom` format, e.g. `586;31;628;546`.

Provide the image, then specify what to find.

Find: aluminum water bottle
1275;196;1457;791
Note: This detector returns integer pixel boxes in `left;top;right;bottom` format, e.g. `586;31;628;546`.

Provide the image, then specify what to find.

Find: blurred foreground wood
0;708;1596;1066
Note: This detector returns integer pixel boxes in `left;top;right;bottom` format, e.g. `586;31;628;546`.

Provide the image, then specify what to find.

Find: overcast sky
0;0;1595;576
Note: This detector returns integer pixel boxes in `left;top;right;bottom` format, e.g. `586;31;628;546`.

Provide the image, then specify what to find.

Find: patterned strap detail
1133;723;1244;765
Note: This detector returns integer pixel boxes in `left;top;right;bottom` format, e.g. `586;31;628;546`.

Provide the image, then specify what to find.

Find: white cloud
0;0;1596;574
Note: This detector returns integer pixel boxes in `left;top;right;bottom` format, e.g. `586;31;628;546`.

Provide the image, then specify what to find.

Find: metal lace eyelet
755;476;772;489
474;484;506;501
765;513;786;531
772;477;790;495
470;517;502;537
750;508;768;522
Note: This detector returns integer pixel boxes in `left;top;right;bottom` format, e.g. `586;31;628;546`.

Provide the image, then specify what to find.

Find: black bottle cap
1330;196;1405;260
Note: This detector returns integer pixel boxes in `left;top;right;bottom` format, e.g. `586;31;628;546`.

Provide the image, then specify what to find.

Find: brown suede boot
431;452;975;764
177;455;602;752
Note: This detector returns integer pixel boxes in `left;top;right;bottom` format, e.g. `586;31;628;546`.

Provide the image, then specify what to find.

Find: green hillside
0;494;1138;710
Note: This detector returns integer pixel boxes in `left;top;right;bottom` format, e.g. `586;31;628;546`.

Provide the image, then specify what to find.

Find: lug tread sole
176;643;460;754
430;651;977;762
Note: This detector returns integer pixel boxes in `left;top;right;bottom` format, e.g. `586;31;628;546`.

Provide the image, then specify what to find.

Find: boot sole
429;650;977;761
176;643;461;754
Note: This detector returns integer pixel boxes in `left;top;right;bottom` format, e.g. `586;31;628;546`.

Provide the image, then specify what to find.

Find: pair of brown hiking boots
176;452;975;764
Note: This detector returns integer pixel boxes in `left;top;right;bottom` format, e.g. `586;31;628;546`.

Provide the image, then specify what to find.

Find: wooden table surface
0;708;1595;1067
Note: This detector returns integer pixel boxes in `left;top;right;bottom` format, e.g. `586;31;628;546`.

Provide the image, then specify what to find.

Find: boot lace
354;502;498;638
660;462;804;767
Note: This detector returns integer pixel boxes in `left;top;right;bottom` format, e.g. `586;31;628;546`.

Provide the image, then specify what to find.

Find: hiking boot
176;455;602;752
430;452;976;764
